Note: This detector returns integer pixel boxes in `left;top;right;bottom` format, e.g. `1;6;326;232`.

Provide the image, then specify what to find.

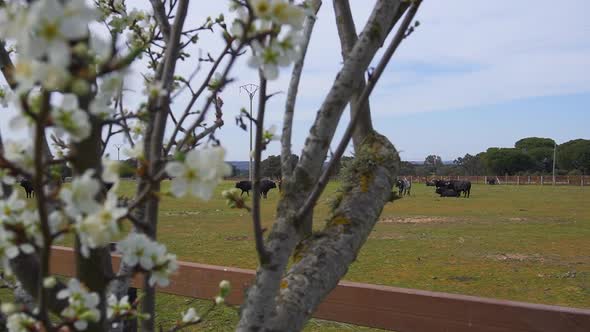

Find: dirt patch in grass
508;217;528;222
487;253;545;262
164;210;201;216
379;216;452;224
369;232;405;240
448;275;479;282
225;235;251;241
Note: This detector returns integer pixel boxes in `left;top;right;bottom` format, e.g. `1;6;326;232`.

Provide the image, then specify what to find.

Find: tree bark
238;1;407;330
267;133;399;331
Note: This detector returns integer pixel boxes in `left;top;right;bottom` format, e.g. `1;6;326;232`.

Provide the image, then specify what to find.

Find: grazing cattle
260;179;277;199
395;178;411;196
20;179;34;198
432;179;471;198
425;179;436;186
448;180;471;198
487;178;497;185
433;179;450;188
436;187;460;197
235;180;252;196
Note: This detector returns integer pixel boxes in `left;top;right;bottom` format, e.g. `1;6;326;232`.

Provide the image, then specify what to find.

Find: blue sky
1;0;589;162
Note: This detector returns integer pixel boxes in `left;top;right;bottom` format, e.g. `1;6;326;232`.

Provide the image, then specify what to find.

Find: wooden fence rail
50;246;590;332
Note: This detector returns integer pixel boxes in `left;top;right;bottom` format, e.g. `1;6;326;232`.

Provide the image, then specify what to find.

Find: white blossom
0;191;26;222
143;80;168;99
107;294;131;319
263;125;281;142
208;72;224;91
124;141;144;160
149;250;178;287
102;158;120;184
117;233;155;270
165;146;231;200
60;169;101;218
181;307;200;323
23;0;98;68
76;192;127;256
117;233;178;287
38;62;71;90
90;74;123;117
57;278;101;331
3;140;34;173
52;94;91;143
267;0;305;28
247;40;290;80
0;228;15;274
6;313;37;332
43;276;57;288
1;302;16;315
0;3;29;41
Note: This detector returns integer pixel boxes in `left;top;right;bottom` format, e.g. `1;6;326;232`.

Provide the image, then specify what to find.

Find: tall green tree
483;148;535;175
424;154;443;174
260;155;282;179
515;137;555;151
558;139;590;174
453;153;485;175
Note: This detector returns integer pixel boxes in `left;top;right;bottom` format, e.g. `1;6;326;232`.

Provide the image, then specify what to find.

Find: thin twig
251;71;270;264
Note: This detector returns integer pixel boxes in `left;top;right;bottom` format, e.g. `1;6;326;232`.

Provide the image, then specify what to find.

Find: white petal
165;162;186;177
262;64;279;80
169;179;187;197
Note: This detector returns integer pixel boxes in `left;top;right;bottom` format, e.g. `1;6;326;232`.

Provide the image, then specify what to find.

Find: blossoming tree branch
0;0;422;331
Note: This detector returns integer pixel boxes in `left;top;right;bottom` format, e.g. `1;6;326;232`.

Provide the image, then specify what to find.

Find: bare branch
281;0;322;180
142;0;190;329
150;0;171;41
251;72;270;264
291;0;406;236
333;0;374;150
298;0;422;220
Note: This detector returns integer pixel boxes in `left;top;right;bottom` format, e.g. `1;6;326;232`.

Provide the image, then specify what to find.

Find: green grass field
2;180;589;331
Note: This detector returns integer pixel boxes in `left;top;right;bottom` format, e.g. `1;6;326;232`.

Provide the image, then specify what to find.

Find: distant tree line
233;137;590;180
401;137;590;176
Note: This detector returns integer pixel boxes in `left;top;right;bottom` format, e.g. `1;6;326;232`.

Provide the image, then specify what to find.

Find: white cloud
1;0;588;161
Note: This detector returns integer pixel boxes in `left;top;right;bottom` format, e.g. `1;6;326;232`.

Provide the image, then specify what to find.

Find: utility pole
552;142;557;185
114;143;123;161
239;83;259;182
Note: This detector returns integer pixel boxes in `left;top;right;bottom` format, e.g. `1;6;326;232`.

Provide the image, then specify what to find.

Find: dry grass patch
378;216;454;224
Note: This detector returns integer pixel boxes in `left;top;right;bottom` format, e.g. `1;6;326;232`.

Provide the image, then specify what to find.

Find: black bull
434;179;471;198
235;180;277;199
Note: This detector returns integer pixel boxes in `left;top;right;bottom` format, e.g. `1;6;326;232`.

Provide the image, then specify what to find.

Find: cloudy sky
1;0;589;162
